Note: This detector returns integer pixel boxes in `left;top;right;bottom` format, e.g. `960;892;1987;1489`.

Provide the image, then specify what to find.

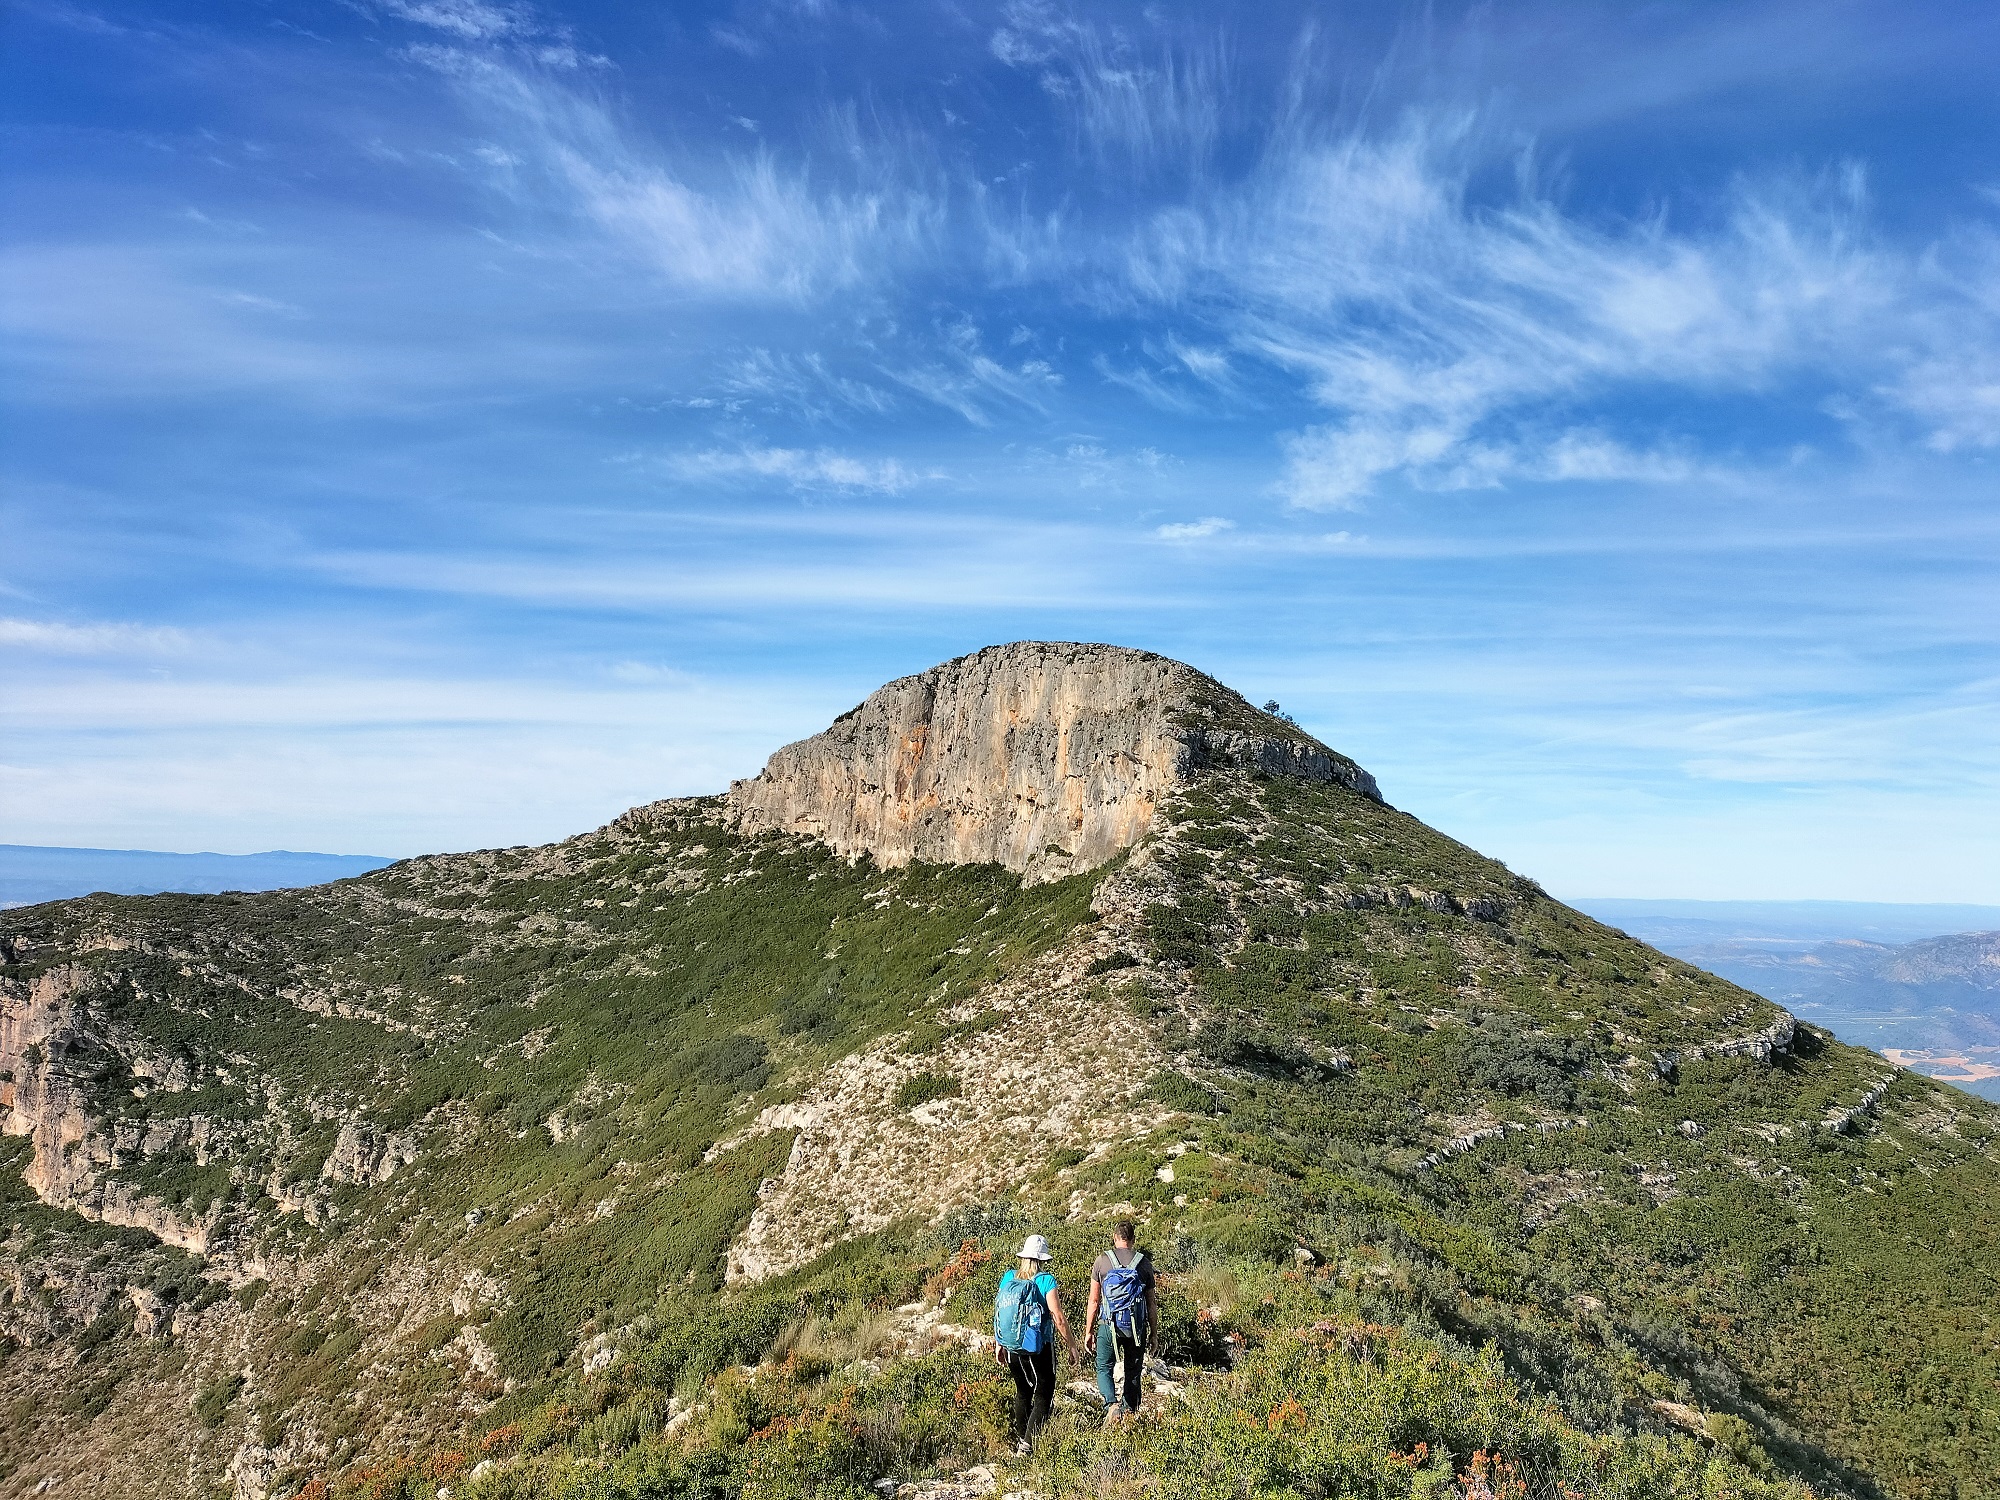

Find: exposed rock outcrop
1;947;417;1257
320;1118;418;1188
725;641;1379;882
1414;1116;1587;1172
1691;1012;1796;1064
718;855;1179;1283
1819;1071;1899;1135
1;962;226;1254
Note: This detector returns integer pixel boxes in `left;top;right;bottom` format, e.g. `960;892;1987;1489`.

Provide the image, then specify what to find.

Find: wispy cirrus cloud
0;617;189;655
978;14;1998;501
991;0;1224;179
409;45;942;302
1279;425;1703;507
1155;516;1233;540
1893;356;2000;452
659;446;940;493
1142;122;1898;505
375;0;527;41
881;322;1063;426
719;350;898;422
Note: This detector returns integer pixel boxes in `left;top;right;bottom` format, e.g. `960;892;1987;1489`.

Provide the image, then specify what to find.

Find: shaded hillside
1;645;1995;1500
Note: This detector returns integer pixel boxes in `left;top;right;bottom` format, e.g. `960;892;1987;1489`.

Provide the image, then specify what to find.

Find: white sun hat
1017;1233;1053;1262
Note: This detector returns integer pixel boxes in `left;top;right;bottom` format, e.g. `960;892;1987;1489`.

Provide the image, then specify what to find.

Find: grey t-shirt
1091;1247;1156;1303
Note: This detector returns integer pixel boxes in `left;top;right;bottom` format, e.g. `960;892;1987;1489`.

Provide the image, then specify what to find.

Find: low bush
1145;1071;1218;1116
894;1072;962;1111
195;1373;245;1429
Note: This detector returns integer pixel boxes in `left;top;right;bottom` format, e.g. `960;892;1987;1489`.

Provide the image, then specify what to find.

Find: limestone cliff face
0;953;226;1253
0;936;416;1259
726;641;1381;881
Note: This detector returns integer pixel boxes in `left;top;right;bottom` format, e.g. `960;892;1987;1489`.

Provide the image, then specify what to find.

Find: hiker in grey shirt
1083;1218;1156;1421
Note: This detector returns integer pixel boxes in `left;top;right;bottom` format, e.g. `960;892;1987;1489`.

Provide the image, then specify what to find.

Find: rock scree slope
1;642;1996;1500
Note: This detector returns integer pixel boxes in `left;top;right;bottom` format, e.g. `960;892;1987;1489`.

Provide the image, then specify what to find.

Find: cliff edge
725;641;1380;881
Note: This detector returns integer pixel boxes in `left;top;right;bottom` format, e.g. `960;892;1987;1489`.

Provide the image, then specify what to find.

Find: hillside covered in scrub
1;643;1995;1500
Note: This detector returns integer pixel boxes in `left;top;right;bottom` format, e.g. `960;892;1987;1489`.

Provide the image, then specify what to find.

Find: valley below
1576;901;2000;1103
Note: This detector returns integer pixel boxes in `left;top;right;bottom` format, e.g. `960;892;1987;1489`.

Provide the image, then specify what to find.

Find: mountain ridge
0;644;1994;1500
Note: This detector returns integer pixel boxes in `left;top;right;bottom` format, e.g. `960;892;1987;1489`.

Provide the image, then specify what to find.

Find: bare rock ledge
725;641;1380;882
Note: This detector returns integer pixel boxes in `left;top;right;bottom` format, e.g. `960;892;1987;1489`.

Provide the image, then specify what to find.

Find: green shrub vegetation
272;1240;1811;1500
893;1071;963;1110
1146;1071;1219;1116
2;771;1995;1500
1104;770;2000;1499
195;1372;245;1428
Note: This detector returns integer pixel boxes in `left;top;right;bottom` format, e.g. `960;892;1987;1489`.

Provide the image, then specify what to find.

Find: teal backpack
993;1270;1048;1353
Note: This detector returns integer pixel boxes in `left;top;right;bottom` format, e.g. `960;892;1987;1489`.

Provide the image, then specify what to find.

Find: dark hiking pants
1007;1345;1056;1442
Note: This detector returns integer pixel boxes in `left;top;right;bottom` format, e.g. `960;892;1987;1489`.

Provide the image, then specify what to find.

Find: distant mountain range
0;844;396;908
1574;898;2000;1100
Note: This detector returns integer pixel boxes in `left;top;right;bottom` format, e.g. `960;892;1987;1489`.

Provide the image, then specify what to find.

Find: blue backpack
993;1270;1048;1353
1102;1251;1148;1340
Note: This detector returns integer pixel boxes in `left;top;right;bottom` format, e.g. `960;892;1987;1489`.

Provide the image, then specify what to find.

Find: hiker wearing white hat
991;1233;1072;1450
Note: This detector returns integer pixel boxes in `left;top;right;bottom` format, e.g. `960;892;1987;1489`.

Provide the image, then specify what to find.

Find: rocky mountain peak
725;641;1381;881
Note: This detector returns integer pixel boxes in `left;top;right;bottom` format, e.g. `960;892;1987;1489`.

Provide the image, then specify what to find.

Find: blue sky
4;0;1998;901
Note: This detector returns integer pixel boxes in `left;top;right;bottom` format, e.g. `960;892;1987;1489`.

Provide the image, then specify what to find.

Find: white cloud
882;322;1062;426
1528;431;1698;484
418;49;943;302
964;89;2000;503
721;349;897;421
988;3;1221;176
662;446;938;493
1219;135;1898;504
1280;421;1702;507
1278;419;1463;510
336;18;2000;463
1094;354;1205;413
989;1;1074;67
1167;337;1234;386
1891;354;2000;452
0;618;188;655
375;0;525;41
1155;516;1234;540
